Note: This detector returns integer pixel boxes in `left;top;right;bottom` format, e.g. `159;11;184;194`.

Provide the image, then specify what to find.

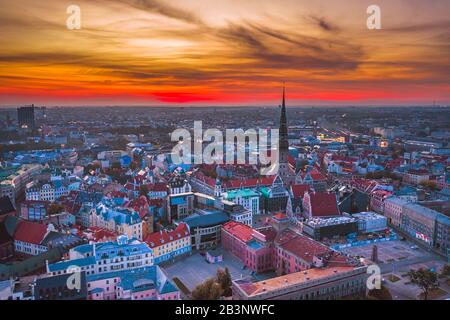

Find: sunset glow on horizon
0;0;449;106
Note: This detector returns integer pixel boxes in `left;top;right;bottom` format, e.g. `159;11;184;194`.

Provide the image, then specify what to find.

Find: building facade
144;223;191;264
47;236;154;277
233;265;368;300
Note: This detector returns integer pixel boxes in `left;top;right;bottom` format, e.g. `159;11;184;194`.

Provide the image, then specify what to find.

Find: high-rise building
17;105;35;130
277;85;295;186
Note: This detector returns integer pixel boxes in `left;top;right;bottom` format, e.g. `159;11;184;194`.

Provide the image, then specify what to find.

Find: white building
47;236;154;276
26;181;69;201
222;189;260;215
352;211;387;233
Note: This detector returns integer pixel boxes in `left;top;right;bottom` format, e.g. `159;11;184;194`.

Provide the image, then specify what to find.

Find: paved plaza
341;239;428;264
165;247;253;292
342;239;449;300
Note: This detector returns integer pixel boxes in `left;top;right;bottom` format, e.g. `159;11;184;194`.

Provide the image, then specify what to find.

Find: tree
111;161;122;170
367;285;393;300
191;278;222;300
408;268;439;300
217;267;232;297
441;264;450;277
47;203;65;216
419;180;438;191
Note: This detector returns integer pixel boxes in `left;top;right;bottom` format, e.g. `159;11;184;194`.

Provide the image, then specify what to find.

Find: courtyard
165;247;253;293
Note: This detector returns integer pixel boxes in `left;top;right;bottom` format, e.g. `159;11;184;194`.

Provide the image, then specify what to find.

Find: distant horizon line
0;104;449;109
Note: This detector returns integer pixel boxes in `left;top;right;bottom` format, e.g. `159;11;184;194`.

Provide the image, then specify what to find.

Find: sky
0;0;449;106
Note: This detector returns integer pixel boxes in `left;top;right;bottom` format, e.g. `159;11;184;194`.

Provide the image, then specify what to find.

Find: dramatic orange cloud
0;0;449;106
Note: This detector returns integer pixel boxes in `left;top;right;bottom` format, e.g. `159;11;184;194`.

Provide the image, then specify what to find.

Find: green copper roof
224;189;259;199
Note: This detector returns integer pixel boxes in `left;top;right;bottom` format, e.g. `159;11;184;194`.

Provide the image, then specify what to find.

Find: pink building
275;229;331;274
222;218;347;276
370;189;393;214
384;197;409;228
221;221;275;273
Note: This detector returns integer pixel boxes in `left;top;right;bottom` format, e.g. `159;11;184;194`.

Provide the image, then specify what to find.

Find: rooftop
223;189;259;199
144;223;190;248
275;229;331;263
222;221;253;243
235;266;361;297
307;192;340;217
183;211;229;228
305;216;356;228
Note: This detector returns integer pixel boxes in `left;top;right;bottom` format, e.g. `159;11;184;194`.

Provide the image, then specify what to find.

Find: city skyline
0;0;449;106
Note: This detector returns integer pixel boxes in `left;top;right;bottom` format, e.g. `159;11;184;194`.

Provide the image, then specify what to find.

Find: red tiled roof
383;158;404;169
273;213;287;220
258;227;277;242
127;195;148;207
110;191;128;198
308;192;340;217
291;184;310;199
85;227;117;242
144;223;189;248
148;183;167;192
14;220;48;245
222;176;276;189
222;221;253;243
192;171;275;189
309;170;326;181
371;189;392;197
331;155;358;162
276;229;331;263
126;196;150;218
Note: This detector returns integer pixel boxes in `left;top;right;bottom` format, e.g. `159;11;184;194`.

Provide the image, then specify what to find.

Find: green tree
47;203;65;216
217;267;232;297
408;268;439;300
191;278;222;300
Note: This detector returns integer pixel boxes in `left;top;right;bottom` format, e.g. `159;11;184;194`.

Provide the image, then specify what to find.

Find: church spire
277;82;294;186
279;83;288;150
